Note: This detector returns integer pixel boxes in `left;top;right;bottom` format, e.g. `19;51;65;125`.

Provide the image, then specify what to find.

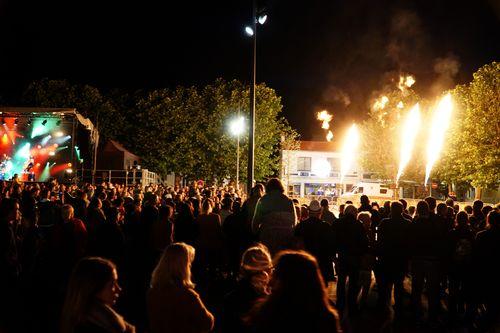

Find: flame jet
340;124;360;185
396;104;421;185
425;94;453;185
317;110;333;129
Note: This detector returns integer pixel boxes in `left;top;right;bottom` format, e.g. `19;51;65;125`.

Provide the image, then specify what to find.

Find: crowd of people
0;177;499;333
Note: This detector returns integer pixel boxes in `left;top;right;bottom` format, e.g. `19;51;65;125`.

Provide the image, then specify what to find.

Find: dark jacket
410;215;448;260
376;215;412;271
223;278;262;333
295;217;336;281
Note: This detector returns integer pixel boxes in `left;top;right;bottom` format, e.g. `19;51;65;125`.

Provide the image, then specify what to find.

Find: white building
281;141;373;198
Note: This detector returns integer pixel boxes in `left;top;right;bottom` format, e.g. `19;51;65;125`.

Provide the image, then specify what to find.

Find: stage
0;107;97;182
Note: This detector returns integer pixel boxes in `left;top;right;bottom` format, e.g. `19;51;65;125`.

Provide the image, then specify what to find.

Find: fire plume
396;104;421;185
340;124;360;184
317;110;333;129
425;94;453;185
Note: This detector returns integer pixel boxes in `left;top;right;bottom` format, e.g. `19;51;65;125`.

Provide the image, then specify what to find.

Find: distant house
281;140;370;197
97;140;140;170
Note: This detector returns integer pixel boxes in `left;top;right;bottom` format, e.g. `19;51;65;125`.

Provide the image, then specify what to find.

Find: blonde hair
151;242;195;289
61;204;75;220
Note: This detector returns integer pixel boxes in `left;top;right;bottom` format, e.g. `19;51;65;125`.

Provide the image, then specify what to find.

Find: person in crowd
194;198;225;274
380;201;391;219
94;206;125;264
398;199;414;221
408;205;416;218
410;200;448;324
437;202;454;231
300;205;309;221
469;200;485;233
248;250;340;333
332;204;368;313
464;205;473;215
223;201;253;275
173;202;196;244
242;184;264;226
320;199;337;225
251;178;297;255
52;205;88;275
375;201;411;314
148;243;214;333
358;211;375;308
424;196;438;215
151;205;174;256
0;198;21;330
473;210;500;330
294;200;336;284
338;204;346;218
219;197;233;225
447;211;474;321
60;257;135;333
223;244;272;333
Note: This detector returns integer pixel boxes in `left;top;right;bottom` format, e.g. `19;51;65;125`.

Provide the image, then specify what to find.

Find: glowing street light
258;14;267;25
230;116;245;190
245;26;254;36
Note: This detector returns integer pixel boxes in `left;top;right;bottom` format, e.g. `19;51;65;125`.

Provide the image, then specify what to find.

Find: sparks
397;101;404;109
340;124;360;184
396;104;421;185
398;75;416;91
425;94;453;185
373;95;389;111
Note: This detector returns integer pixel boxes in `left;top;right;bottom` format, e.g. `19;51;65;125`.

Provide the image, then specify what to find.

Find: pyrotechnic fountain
425;93;453;185
340;124;360;185
396;103;421;186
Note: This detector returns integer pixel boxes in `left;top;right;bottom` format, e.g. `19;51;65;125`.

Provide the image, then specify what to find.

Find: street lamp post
245;2;267;195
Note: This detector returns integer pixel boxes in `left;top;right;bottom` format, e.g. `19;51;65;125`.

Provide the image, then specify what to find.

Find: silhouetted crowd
0;178;499;333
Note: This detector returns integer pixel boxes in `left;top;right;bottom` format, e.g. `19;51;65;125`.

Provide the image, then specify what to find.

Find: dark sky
0;0;498;139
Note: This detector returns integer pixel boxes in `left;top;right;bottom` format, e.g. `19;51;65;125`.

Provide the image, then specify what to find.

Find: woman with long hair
147;243;214;333
249;250;340;333
60;257;134;333
223;244;272;333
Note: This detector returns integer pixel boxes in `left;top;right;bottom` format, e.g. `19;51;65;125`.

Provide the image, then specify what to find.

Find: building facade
281;140;373;198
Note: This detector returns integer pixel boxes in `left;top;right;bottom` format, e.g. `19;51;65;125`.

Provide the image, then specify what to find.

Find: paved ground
325;274;477;333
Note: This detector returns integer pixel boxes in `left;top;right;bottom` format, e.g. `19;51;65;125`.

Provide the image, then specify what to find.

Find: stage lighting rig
42;119;47;126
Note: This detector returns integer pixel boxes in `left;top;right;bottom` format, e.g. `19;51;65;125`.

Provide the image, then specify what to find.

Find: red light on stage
1;134;8;144
37;145;42;149
36;163;41;167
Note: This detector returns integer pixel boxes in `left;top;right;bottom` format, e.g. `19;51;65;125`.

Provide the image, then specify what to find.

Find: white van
341;182;394;199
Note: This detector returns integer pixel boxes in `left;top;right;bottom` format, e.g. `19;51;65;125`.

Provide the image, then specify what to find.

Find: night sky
0;0;498;139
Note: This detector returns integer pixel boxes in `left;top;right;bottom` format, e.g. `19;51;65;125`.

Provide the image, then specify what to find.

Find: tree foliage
438;62;500;188
22;78;299;182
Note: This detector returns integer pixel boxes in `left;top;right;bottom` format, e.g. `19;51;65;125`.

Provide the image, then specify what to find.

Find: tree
438;62;500;189
121;79;299;181
358;89;423;182
22;79;126;142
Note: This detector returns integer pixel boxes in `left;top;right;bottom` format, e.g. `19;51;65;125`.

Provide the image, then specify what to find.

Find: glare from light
41;135;51;146
49;151;55;156
66;168;73;174
425;94;453;185
312;159;331;178
258;14;267;25
245;26;254;36
54;131;64;137
229;116;245;136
